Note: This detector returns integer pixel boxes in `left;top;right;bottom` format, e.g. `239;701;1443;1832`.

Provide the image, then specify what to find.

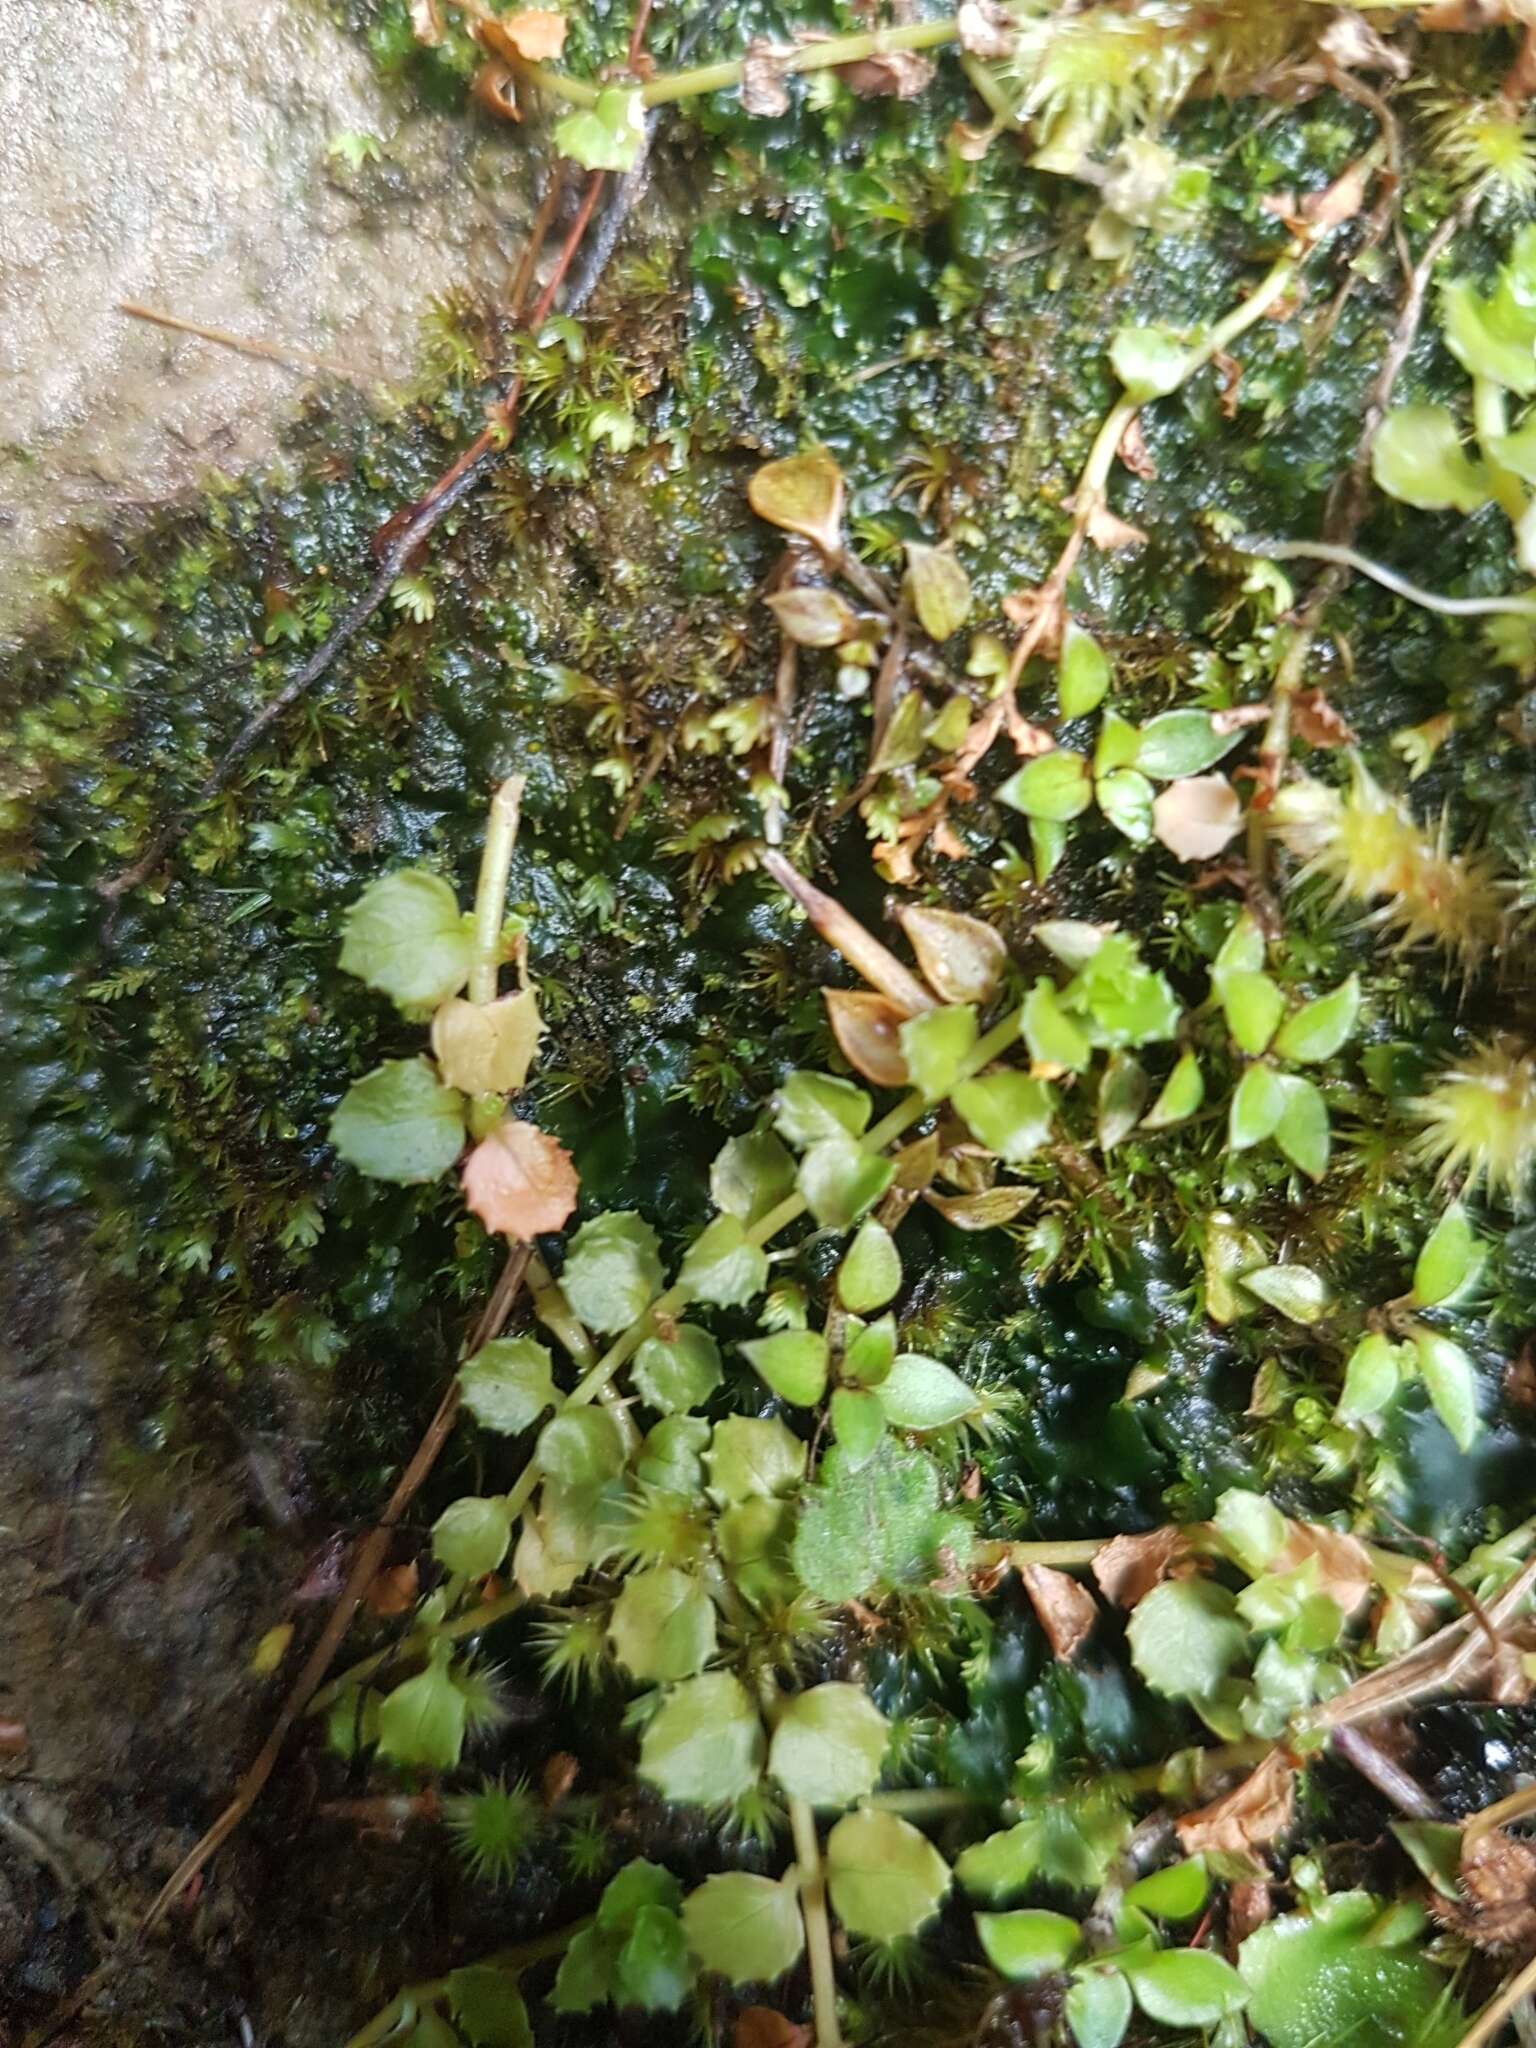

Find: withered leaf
410;0;445;45
1083;501;1149;551
1432;1829;1536;1952
891;1129;941;1191
1214;349;1242;419
1118;414;1158;481
898;904;1008;1005
461;1119;578;1239
471;59;521;122
1021;1562;1098;1660
956;0;1016;58
1152;774;1242;862
741;35;793;117
949;118;997;162
924;1185;1036;1230
734;2011;812;2048
366;1560;420;1617
1272;1519;1373;1618
1292;688;1356;748
1175;1751;1296;1859
1092;1525;1200;1610
1210;703;1270;736
748;449;845;557
477;7;569;62
837;49;936;98
1228;1879;1274;1947
766;584;856;647
1301;159;1371;231
431;988;542;1096
824;988;911;1088
1319;10;1412;76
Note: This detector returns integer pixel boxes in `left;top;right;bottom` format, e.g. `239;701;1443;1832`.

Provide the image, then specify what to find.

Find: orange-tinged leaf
478;7;569;61
1151;773;1242;862
1021;1562;1098;1660
824;989;910;1087
410;0;445;44
471;59;521;121
1272;1519;1373;1618
1175;1751;1295;1859
366;1561;420;1617
462;1119;578;1239
734;2011;812;2048
1092;1525;1201;1610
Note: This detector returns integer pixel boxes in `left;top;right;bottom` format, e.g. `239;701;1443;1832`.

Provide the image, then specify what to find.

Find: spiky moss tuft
1420;88;1536;202
1411;1043;1536;1209
1268;758;1510;969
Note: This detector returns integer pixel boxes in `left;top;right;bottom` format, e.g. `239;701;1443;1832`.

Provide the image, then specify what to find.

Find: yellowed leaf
478;7;569;61
431;988;542;1096
1020;1563;1098;1660
1175;1751;1295;1859
924;1185;1035;1230
461;1119;578;1239
748;449;845;557
1151;773;1242;862
249;1622;293;1677
824;988;910;1088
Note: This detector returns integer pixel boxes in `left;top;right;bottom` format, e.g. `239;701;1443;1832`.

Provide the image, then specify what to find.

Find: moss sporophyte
10;2;1536;2045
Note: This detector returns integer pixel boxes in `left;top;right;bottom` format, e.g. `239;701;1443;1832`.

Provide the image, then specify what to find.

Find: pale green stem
958;53;1023;129
1474;373;1528;524
501;1009;1024;1523
791;1795;844;2048
868;1786;986;1816
528;1248;639;1453
1246;539;1536;619
342;1919;590;2048
1011;1537;1108;1568
308;1588;526;1718
469;776;524;1006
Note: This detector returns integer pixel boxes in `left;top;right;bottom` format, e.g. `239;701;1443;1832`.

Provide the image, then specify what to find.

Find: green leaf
1241;1896;1466;2048
614;1904;695;2012
1143;1050;1203;1129
598;1859;684;1932
1273;976;1361;1062
797;1136;894;1229
1219;970;1285;1055
551;1924;616;2013
1135;710;1241;781
1125;1579;1247;1700
1065;935;1181;1047
1336;1333;1405;1426
535;1405;627;1486
1371;406;1490;512
561;1213;664;1334
773;1071;871;1148
710;1131;797;1225
976;1908;1082;1981
1060;622;1112;717
609;1566;717;1682
1242;1263;1330;1323
1213;1487;1286;1575
1125;1948;1247;2027
1390;1821;1465;1901
792;1437;959;1602
1022;979;1093;1072
458;1337;558;1435
838;1219;902;1312
638;1672;764;1806
377;1653;467;1770
843;1313;897;1388
1110;324;1188;400
1215;910;1266;976
706;1416;805;1503
768;1682;889;1806
1274;1073;1331;1181
1442;274;1536;396
329;1058;466;1184
338;869;473;1009
905;540;972;640
1096;766;1155;845
432;1494;513;1579
1094;713;1142;776
553;86;645;173
1097;1049;1148;1152
447;1966;533;2048
637;1415;711;1493
406;2017;460;2048
952;1071;1055;1162
826;1809;951;1941
1124;1860;1209;1919
632;1326;723;1415
1029;816;1069;881
830;1387;886;1467
681;1872;804;1984
876;1353;981;1430
899;1004;978;1100
740;1329;829;1407
997;749;1094;821
1066;1967;1133;2048
1412;1204;1480;1308
1413;1330;1482;1452
1228;1063;1287;1150
677;1214;770;1308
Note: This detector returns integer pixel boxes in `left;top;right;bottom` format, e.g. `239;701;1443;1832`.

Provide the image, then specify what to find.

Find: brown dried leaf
1416;0;1525;30
1433;1830;1536;1952
891;1129;941;1191
1175;1751;1296;1860
411;0;445;43
766;584;856;647
461;1119;578;1239
1301;159;1371;231
477;7;569;61
949;118;998;162
542;1751;580;1809
1118;414;1158;482
1092;1525;1199;1610
824;988;911;1088
1021;1562;1098;1661
1320;10;1412;77
748;449;846;557
1152;774;1243;862
471;59;521;122
431;988;542;1096
924;1184;1036;1230
1214;349;1242;419
1210;703;1271;736
734;2012;812;2048
1228;1879;1274;1947
932;817;970;860
1292;688;1356;748
0;1719;26;1757
761;848;933;1014
956;0;1015;56
366;1560;420;1617
837;49;936;97
741;35;793;117
1272;1520;1374;1619
897;903;1008;1005
1083;502;1149;551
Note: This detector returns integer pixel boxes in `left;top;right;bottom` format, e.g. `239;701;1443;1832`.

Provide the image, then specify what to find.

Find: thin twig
116;302;360;381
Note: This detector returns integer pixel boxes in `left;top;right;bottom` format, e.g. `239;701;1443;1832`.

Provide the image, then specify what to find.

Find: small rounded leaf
459;1336;558;1435
905;541;972;641
897;904;1008;1005
1372;405;1489;513
1228;1063;1287;1150
740;1330;829;1407
1412;1203;1480;1308
976;1908;1082;1980
768;1682;889;1806
1022;979;1093;1072
748;448;845;556
1110;324;1188;400
1413;1329;1481;1452
838;1219;903;1312
535;1405;627;1485
766;585;858;646
1272;976;1360;1063
1241;1263;1330;1324
431;989;542;1095
330;1058;466;1184
1066;1967;1134;2048
824;990;910;1088
608;1566;718;1682
460;1119;579;1237
677;1215;770;1308
876;1353;980;1430
682;1872;804;1985
825;1809;951;1941
1336;1332;1404;1425
997;749;1094;821
899;1004;978;1100
710;1131;798;1225
1124;1949;1247;2028
339;869;473;1009
633;1326;723;1415
639;1672;764;1806
1153;774;1242;861
432;1494;513;1578
1143;1050;1203;1129
562;1212;664;1332
1059;622;1112;718
1136;711;1241;781
1274;1073;1330;1181
830;1386;886;1466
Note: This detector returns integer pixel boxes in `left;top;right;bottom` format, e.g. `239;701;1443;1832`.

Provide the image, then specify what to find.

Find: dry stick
760;847;935;1014
100;162;618;902
117;302;361;380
